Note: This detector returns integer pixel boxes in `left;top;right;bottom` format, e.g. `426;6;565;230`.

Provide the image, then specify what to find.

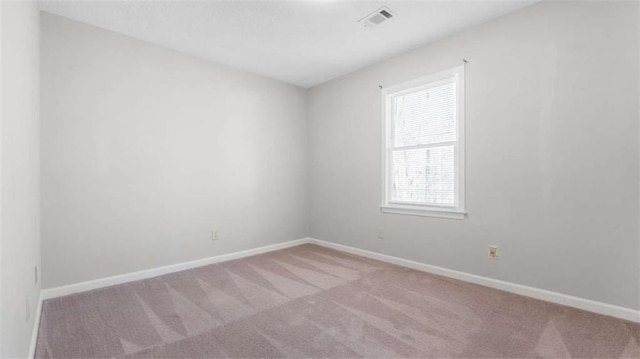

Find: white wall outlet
488;245;498;259
211;230;219;241
377;228;384;240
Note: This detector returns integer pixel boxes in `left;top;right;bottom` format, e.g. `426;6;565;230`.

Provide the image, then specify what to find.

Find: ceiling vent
359;7;395;28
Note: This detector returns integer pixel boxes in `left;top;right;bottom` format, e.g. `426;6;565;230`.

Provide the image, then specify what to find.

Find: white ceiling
39;0;537;88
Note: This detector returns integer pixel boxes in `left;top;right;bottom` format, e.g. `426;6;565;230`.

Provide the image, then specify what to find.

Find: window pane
391;145;455;205
393;81;456;147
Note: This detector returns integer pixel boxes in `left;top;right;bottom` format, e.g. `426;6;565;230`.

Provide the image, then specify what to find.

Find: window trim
380;65;466;219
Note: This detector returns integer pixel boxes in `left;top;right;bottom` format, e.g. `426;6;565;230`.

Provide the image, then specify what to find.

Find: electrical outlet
211;230;219;241
377;228;384;240
488;245;498;259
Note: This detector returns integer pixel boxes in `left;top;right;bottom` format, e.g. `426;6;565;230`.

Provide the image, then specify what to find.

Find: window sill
380;205;466;220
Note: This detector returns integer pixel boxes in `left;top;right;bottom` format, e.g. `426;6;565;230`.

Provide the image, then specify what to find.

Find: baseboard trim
307;238;640;323
39;236;639;324
41;238;311;300
27;291;43;359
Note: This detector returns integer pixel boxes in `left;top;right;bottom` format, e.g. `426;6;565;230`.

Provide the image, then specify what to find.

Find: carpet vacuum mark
36;244;640;358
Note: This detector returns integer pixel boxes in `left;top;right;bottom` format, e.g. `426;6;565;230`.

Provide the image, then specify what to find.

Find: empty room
1;0;639;358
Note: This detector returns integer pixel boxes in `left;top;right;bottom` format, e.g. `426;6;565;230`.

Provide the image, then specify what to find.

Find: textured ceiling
38;0;537;88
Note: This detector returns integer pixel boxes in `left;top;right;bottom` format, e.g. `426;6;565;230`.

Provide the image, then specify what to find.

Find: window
381;65;465;219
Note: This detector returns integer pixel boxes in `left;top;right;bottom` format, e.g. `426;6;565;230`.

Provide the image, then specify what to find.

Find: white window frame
380;65;466;219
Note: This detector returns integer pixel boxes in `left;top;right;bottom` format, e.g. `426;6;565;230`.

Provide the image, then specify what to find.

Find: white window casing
381;65;465;219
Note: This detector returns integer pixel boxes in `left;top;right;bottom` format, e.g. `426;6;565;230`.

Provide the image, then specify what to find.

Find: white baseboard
39;236;640;325
41;238;311;300
307;238;640;323
27;291;43;359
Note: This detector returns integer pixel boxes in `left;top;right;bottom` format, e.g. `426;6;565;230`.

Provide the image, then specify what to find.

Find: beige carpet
36;244;639;358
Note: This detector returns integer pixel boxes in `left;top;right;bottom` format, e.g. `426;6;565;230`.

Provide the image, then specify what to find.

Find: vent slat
379;10;393;19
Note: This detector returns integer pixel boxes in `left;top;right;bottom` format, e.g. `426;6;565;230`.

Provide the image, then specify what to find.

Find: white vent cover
358;7;394;28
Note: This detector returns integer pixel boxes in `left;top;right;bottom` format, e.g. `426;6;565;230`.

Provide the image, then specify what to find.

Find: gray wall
308;1;639;310
1;1;41;357
41;14;308;289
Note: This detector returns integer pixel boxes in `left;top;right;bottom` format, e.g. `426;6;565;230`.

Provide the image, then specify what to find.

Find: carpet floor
36;244;639;358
